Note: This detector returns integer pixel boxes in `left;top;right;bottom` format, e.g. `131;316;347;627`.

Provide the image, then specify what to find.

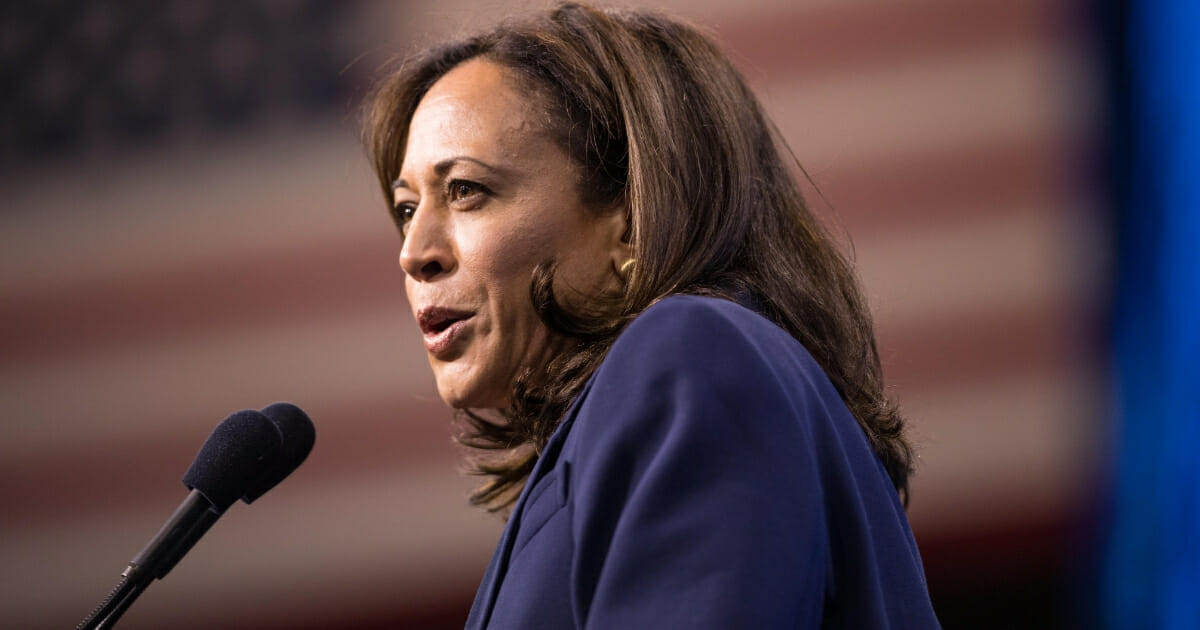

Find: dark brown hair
364;2;914;511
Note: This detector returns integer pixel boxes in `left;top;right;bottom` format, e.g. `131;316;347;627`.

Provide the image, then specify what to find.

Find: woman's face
393;59;627;409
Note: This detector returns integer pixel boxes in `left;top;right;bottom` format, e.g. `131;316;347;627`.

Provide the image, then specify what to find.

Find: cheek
484;219;557;270
467;219;560;300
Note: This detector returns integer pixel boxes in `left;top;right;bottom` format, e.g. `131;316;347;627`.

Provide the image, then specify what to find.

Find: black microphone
77;403;315;630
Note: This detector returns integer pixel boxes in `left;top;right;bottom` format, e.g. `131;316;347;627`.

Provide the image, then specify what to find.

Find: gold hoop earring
619;258;636;279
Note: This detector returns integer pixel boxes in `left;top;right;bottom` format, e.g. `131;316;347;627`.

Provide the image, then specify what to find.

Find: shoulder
563;293;837;504
615;293;784;348
565;294;836;464
596;294;824;393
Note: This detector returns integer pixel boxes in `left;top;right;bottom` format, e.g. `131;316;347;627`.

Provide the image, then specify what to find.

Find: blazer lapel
463;379;595;629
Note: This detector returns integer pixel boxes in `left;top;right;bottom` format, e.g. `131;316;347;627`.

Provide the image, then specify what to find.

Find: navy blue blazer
465;295;940;629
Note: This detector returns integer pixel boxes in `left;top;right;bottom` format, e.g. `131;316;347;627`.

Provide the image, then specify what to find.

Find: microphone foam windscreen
183;410;283;513
240;402;316;504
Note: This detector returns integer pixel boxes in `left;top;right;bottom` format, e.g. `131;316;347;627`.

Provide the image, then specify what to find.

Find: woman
364;3;940;628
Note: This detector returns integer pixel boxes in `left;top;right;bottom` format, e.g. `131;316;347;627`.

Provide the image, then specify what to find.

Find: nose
399;205;455;281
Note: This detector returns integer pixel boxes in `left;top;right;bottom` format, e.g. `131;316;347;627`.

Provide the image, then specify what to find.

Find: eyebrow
392;156;506;192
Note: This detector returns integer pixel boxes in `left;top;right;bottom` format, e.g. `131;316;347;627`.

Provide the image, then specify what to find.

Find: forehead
400;59;551;173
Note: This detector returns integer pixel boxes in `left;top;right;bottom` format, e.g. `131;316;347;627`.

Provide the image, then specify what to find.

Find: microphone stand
77;575;147;630
76;491;220;629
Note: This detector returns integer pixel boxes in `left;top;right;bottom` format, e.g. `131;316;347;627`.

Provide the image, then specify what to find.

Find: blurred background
2;0;1193;628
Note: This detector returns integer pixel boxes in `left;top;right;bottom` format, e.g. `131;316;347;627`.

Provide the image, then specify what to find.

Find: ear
599;204;633;280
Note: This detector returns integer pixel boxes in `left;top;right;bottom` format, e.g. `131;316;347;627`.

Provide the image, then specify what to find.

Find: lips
416;307;474;356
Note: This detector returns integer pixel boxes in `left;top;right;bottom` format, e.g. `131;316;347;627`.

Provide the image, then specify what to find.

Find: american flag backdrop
0;0;1105;628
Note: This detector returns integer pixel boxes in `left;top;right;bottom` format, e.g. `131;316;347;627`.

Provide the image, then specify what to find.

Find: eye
391;202;416;231
447;179;488;204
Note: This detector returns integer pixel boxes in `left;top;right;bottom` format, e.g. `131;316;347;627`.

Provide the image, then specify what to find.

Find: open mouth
417;307;475;355
418;307;473;336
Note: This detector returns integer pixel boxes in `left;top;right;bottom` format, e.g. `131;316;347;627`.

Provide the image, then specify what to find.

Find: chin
435;384;473;410
436;379;508;411
430;352;516;410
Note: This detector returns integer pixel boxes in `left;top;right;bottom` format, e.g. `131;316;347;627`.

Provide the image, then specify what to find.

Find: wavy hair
364;2;914;511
